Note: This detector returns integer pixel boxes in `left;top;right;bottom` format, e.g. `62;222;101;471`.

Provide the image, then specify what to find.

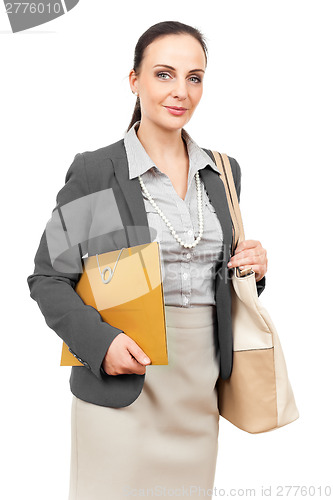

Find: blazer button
68;348;89;368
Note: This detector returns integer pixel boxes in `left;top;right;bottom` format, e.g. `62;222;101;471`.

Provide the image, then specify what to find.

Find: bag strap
211;151;253;278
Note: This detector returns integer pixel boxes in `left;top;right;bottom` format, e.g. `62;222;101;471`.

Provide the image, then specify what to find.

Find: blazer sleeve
27;152;124;381
229;156;266;297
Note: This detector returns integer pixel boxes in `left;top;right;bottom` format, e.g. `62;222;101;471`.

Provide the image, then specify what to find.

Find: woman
27;21;267;499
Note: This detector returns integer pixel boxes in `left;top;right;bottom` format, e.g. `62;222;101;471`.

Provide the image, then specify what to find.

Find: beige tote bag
211;151;299;434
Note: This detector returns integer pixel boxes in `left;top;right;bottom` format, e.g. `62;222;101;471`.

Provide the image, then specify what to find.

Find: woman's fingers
103;333;151;376
234;239;260;254
126;338;151;367
227;239;268;282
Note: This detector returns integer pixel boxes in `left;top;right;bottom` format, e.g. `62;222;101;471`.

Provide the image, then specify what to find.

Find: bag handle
211;151;253;278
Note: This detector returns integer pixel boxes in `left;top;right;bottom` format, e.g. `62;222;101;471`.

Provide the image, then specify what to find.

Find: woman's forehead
142;34;206;68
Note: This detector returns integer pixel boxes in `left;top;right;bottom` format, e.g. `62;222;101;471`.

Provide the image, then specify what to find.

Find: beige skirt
68;305;221;499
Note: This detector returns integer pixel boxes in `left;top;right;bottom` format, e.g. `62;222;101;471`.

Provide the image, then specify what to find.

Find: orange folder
60;242;168;366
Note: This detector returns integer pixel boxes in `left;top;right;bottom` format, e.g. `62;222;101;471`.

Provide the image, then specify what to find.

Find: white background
1;1;332;498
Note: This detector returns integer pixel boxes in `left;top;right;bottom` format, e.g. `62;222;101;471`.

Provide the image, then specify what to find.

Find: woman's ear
129;69;138;95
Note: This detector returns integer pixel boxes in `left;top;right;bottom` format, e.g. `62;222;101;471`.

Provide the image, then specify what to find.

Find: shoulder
228;156;242;185
201;148;241;184
56;138;127;208
69;138;127;193
80;138;126;166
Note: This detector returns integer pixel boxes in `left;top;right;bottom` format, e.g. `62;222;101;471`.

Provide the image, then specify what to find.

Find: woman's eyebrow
153;64;205;73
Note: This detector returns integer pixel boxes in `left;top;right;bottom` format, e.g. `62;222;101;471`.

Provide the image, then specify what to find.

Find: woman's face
130;34;206;133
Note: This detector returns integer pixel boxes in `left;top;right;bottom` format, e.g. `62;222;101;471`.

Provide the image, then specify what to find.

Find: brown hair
127;20;208;132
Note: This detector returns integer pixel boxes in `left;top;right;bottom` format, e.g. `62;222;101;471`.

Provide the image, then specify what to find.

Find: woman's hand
102;333;151;376
227;239;267;282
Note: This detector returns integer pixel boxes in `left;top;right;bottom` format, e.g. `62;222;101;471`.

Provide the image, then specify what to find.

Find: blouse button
186;253;191;259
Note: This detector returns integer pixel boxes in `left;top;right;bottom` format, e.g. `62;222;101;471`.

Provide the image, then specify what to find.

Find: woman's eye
156;72;201;83
189;76;201;83
157;72;171;80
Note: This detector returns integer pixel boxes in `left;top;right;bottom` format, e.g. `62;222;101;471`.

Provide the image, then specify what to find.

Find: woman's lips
164;106;187;116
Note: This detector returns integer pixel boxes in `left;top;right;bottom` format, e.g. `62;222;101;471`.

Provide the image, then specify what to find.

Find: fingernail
143;357;150;364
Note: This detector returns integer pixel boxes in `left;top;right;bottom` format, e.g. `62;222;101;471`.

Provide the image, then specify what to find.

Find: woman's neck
135;120;188;167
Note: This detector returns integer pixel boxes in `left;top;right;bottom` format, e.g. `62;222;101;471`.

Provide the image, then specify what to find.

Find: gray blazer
27;138;265;408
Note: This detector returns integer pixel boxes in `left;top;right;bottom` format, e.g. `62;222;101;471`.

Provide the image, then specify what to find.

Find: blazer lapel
200;165;234;268
112;145;151;247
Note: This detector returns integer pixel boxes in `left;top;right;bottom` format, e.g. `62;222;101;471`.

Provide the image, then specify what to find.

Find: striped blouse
123;121;224;308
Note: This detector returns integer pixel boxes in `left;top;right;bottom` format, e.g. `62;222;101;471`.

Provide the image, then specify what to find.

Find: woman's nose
170;79;188;100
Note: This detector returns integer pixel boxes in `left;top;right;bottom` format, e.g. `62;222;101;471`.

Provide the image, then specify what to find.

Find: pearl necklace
138;171;204;249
